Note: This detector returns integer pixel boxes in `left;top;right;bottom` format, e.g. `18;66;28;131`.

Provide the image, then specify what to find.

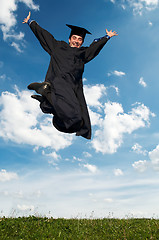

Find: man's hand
106;29;118;38
22;11;31;24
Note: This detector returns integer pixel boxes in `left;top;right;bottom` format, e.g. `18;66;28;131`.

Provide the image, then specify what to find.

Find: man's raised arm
84;28;118;64
23;12;57;55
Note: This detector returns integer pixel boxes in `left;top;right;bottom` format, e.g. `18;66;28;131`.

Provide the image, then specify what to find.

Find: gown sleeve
84;36;110;64
29;21;58;55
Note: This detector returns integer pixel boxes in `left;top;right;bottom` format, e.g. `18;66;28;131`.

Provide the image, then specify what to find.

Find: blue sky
1;0;159;218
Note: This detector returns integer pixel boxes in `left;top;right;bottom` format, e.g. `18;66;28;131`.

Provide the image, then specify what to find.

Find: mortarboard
66;24;91;40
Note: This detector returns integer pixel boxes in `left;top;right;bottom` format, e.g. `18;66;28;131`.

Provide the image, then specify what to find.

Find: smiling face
69;35;83;48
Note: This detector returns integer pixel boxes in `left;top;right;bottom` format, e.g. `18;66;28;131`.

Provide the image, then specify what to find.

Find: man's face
69;35;83;48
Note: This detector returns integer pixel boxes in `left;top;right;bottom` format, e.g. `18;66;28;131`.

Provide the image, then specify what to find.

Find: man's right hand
22;11;31;24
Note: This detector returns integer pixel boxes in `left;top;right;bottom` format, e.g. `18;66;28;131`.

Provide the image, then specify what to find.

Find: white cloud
84;84;106;109
0;88;73;151
0;74;6;80
148;21;153;26
1;189;42;201
42;151;61;161
114;0;159;14
19;0;39;9
73;156;83;162
121;4;126;10
140;0;158;7
132;144;159;173
11;42;23;53
113;70;126;77
83;152;92;158
17;204;34;211
2;166;159;218
109;85;120;96
42;151;61;168
139;77;147;87
104;198;114;203
0;169;18;182
83;164;98;173
83;77;87;82
149;145;159;171
0;0;39;51
113;168;124;176
132;143;148;155
84;83;111;127
108;70;126;77
103;85;119;96
132;160;148;172
88;108;103;126
91;102;154;154
4;31;25;41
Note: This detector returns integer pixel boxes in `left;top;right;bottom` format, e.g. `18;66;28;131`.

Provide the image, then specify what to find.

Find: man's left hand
106;29;118;38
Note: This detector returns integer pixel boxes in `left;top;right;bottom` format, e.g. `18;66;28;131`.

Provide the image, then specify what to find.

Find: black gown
29;21;109;139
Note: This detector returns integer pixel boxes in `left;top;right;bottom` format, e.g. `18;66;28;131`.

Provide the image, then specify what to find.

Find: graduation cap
66;24;91;41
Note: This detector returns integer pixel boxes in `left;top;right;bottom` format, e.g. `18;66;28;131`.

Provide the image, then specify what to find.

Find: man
23;12;117;139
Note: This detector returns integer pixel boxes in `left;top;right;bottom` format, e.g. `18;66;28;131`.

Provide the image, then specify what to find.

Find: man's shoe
31;94;45;103
27;82;51;96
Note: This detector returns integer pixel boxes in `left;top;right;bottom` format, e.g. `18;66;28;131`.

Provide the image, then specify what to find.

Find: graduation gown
29;21;109;139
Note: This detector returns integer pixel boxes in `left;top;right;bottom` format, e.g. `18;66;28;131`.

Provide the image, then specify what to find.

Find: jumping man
23;12;118;139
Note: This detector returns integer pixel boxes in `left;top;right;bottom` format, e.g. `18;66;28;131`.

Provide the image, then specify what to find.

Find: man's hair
69;34;84;42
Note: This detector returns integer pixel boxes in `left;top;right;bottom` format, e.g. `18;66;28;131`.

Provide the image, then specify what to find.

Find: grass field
0;216;159;239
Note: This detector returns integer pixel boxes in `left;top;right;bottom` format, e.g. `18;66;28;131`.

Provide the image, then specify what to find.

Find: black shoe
31;94;45;103
27;82;51;96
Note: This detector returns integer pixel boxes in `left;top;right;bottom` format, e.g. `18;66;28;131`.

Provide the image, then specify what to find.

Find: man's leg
27;82;51;95
28;81;83;133
27;81;55;106
51;85;83;131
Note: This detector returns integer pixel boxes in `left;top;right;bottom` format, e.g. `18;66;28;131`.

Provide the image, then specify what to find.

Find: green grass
0;216;159;239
